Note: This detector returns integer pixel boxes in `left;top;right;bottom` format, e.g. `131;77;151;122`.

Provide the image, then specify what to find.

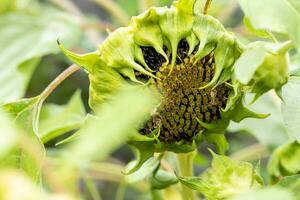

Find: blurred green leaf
243;17;274;39
0;8;81;103
0;171;75;200
277;175;300;198
39;91;86;144
0;110;18;158
67;86;157;163
239;0;300;52
2;97;45;181
231;187;296;200
151;170;178;189
229;92;289;148
268;141;300;182
281;73;300;142
0;0;32;14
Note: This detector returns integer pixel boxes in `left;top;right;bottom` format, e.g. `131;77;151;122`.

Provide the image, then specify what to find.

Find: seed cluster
139;40;231;143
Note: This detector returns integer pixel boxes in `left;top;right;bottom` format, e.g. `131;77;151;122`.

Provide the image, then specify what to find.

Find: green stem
177;151;197;200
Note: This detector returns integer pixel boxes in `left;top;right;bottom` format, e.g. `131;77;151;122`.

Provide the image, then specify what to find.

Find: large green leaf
239;0;300;52
0;109;18;158
281;73;300;142
229;92;289;148
1;97;45;181
39;91;86;144
0;7;81;103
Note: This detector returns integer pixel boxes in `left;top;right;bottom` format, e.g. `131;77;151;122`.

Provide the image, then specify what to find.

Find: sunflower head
59;0;288;154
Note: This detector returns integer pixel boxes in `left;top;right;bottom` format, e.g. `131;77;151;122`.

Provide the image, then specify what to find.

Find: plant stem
38;64;81;103
33;64;81;133
203;0;213;15
177;151;197;200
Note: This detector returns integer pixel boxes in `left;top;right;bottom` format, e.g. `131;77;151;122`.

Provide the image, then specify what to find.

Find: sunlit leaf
239;0;300;52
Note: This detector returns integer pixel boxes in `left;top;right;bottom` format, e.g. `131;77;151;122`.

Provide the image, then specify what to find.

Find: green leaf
39;91;86;144
0;8;81;103
229;92;289;148
0;109;18;158
231;187;296;200
125;142;155;174
66;86;158;163
281;74;300;142
243;17;274;39
1;97;45;181
239;0;300;52
277;175;300;197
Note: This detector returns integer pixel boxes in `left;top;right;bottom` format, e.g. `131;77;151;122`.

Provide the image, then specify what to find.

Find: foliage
0;0;300;200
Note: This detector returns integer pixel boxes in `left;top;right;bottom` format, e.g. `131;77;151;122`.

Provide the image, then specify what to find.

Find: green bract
59;0;286;154
234;41;291;101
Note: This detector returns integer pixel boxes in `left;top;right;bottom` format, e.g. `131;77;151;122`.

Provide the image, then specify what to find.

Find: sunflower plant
0;0;300;200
